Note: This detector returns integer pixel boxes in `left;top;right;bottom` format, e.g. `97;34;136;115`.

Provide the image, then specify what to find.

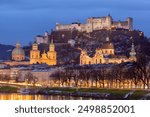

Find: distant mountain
0;44;14;60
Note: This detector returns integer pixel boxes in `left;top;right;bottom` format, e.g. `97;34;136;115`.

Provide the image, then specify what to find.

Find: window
110;50;112;54
100;59;102;63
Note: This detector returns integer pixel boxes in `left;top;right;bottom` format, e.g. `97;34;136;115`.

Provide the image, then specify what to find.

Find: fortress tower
106;14;112;29
127;17;133;30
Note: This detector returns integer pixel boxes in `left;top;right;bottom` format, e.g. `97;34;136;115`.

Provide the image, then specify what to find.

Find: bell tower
32;42;38;51
47;39;57;65
30;42;40;64
49;39;55;52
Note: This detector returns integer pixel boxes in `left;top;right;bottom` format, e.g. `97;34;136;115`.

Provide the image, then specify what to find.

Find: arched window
110;50;112;54
89;61;91;65
100;59;102;63
96;59;97;64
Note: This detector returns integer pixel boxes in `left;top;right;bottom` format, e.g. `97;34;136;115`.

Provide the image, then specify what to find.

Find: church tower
30;42;40;64
101;37;114;55
47;39;57;65
129;42;137;61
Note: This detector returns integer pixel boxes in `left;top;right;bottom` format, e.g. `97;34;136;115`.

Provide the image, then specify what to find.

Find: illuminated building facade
56;15;133;32
30;40;57;65
80;37;136;65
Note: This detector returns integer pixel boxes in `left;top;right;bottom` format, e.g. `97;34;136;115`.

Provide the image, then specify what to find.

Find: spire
51;38;54;44
131;42;135;52
130;41;136;59
130;37;135;55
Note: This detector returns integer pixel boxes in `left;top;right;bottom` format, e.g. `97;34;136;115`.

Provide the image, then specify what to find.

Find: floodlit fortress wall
56;15;133;32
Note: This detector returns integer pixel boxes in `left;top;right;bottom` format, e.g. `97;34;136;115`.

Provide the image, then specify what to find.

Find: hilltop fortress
35;15;135;45
56;15;133;32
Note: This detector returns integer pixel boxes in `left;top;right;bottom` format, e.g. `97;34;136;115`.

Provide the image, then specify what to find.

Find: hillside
1;29;150;64
0;44;14;60
36;29;150;65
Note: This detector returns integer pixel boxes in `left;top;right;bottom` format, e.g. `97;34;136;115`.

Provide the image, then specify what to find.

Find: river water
0;93;95;100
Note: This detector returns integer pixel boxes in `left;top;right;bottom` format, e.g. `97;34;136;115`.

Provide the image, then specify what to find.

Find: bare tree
24;72;38;86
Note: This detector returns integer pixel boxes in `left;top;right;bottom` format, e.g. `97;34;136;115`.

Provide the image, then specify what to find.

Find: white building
35;31;49;44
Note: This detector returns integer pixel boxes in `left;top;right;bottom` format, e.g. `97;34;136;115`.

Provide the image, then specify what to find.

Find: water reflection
0;93;94;100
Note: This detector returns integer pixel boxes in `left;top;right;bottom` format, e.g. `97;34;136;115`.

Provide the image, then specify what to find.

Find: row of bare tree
51;56;150;89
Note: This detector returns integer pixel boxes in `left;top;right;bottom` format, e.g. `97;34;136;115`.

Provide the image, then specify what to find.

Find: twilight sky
0;0;150;46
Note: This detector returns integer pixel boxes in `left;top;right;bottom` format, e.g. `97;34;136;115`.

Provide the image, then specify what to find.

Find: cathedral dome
12;48;25;56
12;42;25;61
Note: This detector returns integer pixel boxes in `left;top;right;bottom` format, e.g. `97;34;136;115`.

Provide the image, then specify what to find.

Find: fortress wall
56;16;133;32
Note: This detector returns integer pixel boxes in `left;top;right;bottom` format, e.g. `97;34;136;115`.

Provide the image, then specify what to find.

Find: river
0;93;95;100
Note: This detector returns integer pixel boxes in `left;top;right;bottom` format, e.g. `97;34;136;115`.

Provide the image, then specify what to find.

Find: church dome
102;42;114;49
12;42;25;61
12;48;25;56
101;37;114;49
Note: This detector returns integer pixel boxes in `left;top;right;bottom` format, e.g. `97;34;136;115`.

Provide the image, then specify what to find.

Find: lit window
110;50;112;54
